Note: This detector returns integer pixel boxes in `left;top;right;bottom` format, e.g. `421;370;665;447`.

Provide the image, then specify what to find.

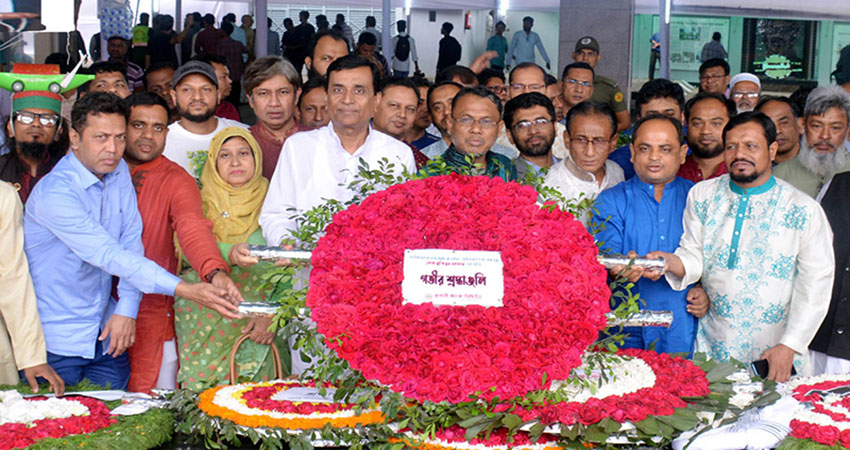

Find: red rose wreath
307;174;611;403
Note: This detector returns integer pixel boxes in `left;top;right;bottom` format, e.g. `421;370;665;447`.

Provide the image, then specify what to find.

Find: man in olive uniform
572;36;630;132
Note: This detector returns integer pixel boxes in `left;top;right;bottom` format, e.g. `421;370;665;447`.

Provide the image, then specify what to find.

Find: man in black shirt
290;11;316;74
436;22;461;75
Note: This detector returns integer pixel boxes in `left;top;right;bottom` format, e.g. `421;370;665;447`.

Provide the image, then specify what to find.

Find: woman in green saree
174;127;290;391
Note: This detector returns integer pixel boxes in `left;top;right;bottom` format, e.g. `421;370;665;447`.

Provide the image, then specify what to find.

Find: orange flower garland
198;381;385;430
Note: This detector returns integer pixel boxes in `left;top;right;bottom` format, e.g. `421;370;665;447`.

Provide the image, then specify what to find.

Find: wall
559;0;634;102
502;10;561;76
631;14;846;91
402;8;559;79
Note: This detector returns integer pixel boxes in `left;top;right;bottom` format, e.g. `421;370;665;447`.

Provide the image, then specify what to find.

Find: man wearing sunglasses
0;91;67;203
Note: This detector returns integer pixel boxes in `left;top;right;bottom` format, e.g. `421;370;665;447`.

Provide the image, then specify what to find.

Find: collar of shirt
521;155;560;174
130;155;164;176
326;123;376;157
67;150;117;189
563;154;602;183
729;174;776;196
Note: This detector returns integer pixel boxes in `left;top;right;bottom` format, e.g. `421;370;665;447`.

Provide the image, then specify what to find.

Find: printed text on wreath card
402;249;504;307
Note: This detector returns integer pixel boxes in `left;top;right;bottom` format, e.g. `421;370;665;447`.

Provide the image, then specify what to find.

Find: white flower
0;390;89;425
549;354;656;403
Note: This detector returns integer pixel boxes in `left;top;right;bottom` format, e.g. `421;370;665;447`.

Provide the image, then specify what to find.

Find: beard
797;136;847;176
18;141;49;159
178;102;216;123
729;165;761;184
687;135;724;159
517;133;555;158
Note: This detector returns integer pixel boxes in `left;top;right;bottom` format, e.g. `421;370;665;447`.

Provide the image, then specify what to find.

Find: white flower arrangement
0;390;90;425
549;354;656;403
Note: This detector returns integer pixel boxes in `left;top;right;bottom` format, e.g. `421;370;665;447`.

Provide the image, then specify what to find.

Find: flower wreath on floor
0;380;173;450
781;375;850;449
177;157;779;450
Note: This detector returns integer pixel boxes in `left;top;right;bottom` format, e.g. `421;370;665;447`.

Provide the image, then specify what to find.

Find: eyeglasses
513;117;551;132
565;78;593;88
509;83;545;92
699;74;725;81
570;136;610;148
731;91;760;99
453;116;500;129
14;111;60;127
487;85;507;95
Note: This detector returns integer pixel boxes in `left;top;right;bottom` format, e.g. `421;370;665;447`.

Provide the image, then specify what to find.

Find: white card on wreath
271;387;338;403
401;249;504;308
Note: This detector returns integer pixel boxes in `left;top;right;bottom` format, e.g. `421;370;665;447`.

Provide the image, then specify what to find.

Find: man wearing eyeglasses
0;91;67;203
698;59;730;95
729;73;761;113
503;92;559;182
431;86;515;182
560;62;595;118
495;63;569;160
544;101;624;224
572;37;630;132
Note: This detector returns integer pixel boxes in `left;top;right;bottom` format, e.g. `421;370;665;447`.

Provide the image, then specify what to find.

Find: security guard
571;36;630;132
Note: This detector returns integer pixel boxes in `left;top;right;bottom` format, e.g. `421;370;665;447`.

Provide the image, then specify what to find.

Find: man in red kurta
123;92;239;392
244;56;309;178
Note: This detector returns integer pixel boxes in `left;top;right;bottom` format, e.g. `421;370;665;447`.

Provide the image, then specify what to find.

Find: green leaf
635;417;660;435
500;414;522;429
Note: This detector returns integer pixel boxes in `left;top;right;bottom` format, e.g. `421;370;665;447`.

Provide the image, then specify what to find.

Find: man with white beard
774;86;850;198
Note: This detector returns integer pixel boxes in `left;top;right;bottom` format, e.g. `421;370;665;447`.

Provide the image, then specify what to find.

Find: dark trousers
649;49;660;80
39;339;130;390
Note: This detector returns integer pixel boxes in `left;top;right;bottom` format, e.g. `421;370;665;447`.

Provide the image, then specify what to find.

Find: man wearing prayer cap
729;73;761;113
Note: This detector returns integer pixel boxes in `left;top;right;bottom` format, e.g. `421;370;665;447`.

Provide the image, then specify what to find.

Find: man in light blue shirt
506;17;550;71
24;92;240;390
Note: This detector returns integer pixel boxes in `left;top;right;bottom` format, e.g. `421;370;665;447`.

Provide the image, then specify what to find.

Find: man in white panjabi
260;55;415;247
544;100;624;225
649;111;834;382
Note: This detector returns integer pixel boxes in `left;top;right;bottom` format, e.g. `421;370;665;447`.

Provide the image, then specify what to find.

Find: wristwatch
205;268;225;283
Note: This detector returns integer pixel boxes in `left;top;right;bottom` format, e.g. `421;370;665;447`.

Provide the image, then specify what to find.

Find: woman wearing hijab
174;127;290;391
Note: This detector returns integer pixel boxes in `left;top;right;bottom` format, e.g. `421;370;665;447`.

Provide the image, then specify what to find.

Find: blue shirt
411;132;440;151
593;176;696;355
24;153;182;359
609;145;635;180
486;34;508;67
507;30;549;65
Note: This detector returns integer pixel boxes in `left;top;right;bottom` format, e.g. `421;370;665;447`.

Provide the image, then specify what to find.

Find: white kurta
259;124;416;247
666;175;834;374
543;157;624;225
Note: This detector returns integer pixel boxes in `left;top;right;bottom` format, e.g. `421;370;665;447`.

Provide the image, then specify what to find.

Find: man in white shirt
544;100;624;224
390;20;419;78
163;61;247;177
260;55;416;247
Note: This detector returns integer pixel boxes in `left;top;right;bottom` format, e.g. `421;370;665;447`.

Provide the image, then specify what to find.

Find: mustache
730;158;754;167
812;140;837;150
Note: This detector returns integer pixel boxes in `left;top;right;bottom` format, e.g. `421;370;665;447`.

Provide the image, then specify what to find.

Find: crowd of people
1;9;850;399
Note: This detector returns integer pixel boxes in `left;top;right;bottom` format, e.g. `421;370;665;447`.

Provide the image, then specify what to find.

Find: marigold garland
0;396;115;450
198;381;385;430
307;174;611;403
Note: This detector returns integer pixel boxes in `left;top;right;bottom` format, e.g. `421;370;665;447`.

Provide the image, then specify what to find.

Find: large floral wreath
307;174;611;403
0;392;115;450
